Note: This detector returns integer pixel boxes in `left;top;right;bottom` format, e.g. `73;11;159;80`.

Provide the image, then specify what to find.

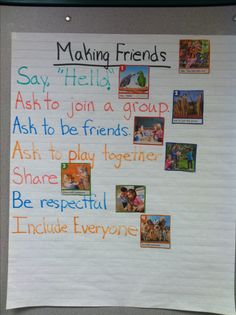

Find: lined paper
7;33;236;315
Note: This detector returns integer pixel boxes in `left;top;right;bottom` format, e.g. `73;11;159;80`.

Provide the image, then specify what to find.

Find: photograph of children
116;185;145;213
118;65;149;99
61;163;91;195
172;90;204;124
165;143;197;172
133;117;164;145
140;215;171;249
179;39;210;74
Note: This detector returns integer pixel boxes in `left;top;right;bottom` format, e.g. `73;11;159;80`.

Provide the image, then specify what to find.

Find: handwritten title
56;42;167;68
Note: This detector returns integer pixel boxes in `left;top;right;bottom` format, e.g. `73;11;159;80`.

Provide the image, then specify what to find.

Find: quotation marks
105;67;115;91
58;67;64;74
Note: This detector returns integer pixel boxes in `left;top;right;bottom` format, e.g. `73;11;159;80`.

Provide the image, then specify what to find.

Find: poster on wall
7;33;236;315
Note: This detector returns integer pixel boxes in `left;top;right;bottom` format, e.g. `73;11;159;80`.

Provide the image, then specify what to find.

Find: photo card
179;39;210;74
165;142;197;172
133;116;164;145
118;65;149;99
116;185;146;213
172;90;204;124
61;163;91;195
140;214;171;249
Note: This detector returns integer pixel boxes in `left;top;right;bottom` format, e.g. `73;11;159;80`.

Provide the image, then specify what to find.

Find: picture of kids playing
61;163;91;195
133;117;164;145
116;185;145;212
165;143;197;172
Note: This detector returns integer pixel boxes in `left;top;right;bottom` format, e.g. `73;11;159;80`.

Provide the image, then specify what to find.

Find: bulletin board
1;4;236;315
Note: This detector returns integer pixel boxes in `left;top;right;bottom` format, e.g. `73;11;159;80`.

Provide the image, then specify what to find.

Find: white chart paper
7;33;236;315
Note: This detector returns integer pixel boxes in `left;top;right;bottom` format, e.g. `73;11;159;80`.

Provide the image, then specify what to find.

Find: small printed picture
179;39;210;74
140;215;171;249
116;185;145;213
165;142;197;172
134;116;164;145
173;90;204;124
61;163;91;195
118;65;149;99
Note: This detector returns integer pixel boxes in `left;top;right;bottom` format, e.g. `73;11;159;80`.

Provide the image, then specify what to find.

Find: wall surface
1;5;236;315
